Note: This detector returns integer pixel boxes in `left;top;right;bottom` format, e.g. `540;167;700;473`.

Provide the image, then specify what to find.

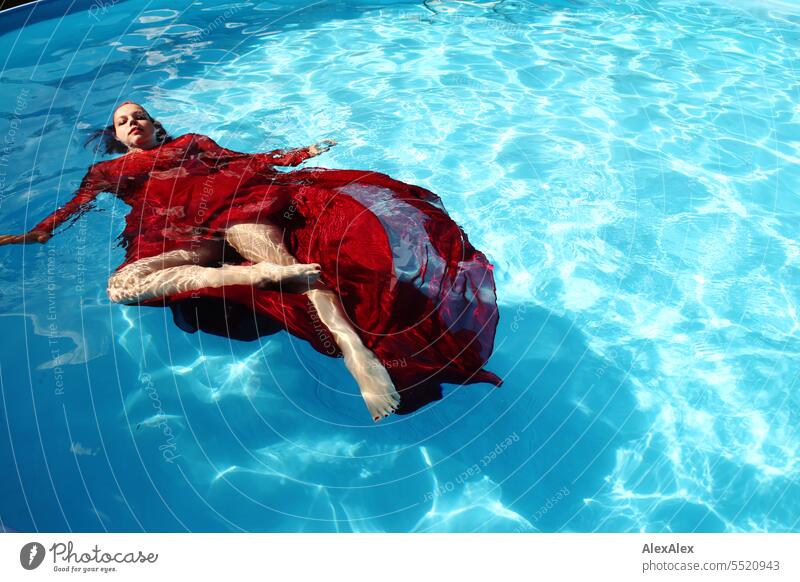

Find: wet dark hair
85;102;172;155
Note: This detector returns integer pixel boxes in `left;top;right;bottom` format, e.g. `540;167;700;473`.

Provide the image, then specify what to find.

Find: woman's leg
107;242;320;305
225;223;401;421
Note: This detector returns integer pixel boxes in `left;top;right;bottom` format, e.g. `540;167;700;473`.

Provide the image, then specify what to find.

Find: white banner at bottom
1;533;797;581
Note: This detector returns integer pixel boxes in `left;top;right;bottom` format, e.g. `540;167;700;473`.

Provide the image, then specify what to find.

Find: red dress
34;134;502;412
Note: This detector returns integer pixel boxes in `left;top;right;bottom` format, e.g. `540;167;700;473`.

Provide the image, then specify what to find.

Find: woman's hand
0;231;51;246
308;139;337;156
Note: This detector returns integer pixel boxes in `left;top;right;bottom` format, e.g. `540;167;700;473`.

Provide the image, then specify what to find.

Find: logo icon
20;542;46;570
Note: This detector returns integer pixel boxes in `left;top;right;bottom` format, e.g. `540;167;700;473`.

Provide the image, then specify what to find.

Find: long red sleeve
259;147;315;167
194;134;316;170
32;164;109;235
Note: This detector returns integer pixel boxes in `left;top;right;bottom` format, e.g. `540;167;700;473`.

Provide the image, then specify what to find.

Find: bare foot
252;262;321;288
303;286;401;421
355;351;401;421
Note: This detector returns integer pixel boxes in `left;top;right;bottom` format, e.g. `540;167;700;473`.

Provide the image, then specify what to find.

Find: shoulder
184;134;243;156
86;159;114;180
158;133;206;149
86;153;131;177
175;133;205;142
165;133;223;152
179;133;215;146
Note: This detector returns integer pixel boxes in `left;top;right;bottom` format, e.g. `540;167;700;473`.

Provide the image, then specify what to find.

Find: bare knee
106;272;129;304
225;222;294;265
225;223;256;243
107;265;147;304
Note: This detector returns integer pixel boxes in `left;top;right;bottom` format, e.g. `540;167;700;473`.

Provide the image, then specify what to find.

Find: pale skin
0;103;400;421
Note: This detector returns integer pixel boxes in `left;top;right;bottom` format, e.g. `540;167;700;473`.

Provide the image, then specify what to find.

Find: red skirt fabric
159;167;502;413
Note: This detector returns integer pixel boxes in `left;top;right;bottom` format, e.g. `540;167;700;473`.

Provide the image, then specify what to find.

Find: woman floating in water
0;102;501;420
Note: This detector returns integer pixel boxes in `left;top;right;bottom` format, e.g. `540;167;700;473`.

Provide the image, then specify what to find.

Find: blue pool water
1;0;799;532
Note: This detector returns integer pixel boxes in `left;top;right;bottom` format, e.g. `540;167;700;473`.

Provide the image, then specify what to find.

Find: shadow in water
417;302;648;532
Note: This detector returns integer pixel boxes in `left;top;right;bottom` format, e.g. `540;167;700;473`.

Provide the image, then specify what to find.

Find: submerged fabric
35;134;502;411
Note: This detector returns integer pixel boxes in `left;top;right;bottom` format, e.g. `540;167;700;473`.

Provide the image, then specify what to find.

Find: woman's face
113;103;156;151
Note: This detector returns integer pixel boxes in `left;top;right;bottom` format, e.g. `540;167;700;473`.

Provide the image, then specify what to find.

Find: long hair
85;102;172;155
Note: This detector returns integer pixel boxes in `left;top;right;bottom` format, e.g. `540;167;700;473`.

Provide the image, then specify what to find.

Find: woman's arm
0;231;51;245
195;134;336;169
263;140;337;167
0;164;109;246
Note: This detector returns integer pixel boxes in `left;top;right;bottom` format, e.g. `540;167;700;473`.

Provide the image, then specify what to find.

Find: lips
129;127;141;136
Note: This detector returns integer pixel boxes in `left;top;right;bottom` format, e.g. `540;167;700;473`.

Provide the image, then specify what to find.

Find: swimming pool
1;0;798;532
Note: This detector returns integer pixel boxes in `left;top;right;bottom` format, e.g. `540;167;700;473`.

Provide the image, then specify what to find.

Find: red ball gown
33;134;502;412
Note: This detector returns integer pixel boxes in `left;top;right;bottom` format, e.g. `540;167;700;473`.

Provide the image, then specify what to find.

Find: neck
128;143;153;153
